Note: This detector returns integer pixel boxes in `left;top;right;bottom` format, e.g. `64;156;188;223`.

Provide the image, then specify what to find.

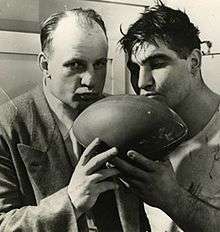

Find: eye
70;62;86;71
151;62;166;69
150;59;168;69
63;60;86;72
93;59;107;70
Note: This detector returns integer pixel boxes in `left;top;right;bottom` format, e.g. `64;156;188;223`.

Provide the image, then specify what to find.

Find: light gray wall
0;0;219;104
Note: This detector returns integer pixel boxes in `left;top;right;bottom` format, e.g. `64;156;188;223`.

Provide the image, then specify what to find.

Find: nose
81;64;95;89
138;66;155;91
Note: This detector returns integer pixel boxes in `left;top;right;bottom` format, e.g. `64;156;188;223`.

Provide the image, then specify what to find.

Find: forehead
51;15;108;59
131;41;178;64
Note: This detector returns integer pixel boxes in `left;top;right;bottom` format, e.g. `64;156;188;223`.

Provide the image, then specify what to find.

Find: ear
187;49;202;75
38;52;49;75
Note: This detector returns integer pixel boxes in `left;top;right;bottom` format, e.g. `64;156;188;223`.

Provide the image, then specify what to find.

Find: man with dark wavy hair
112;2;220;232
0;8;150;232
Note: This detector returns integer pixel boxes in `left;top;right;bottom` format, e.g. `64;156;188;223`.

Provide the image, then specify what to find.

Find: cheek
152;68;171;89
94;70;106;89
49;74;79;95
56;69;80;85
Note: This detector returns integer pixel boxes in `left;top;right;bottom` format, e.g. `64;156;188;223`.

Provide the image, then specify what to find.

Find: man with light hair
0;8;149;232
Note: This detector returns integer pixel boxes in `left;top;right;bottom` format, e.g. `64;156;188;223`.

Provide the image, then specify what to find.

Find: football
73;95;188;160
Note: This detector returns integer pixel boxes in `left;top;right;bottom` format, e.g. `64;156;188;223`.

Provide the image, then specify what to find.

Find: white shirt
43;84;97;230
43;84;80;159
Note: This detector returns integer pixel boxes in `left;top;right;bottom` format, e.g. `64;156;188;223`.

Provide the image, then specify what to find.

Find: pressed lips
73;92;103;101
144;92;167;103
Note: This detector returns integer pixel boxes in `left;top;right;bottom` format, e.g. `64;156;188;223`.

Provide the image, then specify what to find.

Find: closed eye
150;61;168;69
149;55;171;70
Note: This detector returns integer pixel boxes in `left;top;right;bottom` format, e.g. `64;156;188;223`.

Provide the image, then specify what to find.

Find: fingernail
111;147;118;154
94;137;100;143
127;151;136;159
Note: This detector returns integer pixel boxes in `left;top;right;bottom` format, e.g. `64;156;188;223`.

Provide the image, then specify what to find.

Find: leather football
73;95;188;160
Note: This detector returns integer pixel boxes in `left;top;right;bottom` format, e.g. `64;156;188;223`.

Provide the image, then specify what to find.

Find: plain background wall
161;0;220;95
0;1;219;230
0;0;219;99
39;0;145;95
124;0;220;94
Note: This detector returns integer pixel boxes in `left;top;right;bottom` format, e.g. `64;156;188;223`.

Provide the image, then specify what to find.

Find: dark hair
119;1;201;59
40;8;107;54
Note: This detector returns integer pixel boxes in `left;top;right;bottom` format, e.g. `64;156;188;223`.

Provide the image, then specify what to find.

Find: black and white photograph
0;0;219;231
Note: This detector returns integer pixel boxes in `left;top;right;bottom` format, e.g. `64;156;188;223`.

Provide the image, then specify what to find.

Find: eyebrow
63;58;86;67
63;57;108;66
94;57;108;64
133;53;173;65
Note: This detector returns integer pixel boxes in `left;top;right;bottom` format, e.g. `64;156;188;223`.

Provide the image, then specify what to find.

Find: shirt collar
43;81;78;140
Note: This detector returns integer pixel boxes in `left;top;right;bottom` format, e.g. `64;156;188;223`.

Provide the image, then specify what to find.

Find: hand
68;138;119;218
110;150;179;209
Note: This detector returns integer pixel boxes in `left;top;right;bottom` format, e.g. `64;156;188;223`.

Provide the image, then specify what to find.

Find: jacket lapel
17;86;73;201
16;86;149;231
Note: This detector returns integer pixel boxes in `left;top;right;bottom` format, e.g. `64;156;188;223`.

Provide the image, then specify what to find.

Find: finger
90;168;120;183
125;179;145;198
126;178;143;189
117;177;144;198
95;181;119;195
109;157;146;180
79;138;101;166
127;150;159;172
85;147;118;174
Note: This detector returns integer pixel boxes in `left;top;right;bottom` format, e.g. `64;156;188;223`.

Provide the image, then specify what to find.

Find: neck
43;82;79;123
173;84;220;138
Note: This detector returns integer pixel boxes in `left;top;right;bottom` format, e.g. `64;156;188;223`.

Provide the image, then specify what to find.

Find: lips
144;92;161;97
144;92;167;103
80;93;100;100
73;93;103;101
74;93;105;113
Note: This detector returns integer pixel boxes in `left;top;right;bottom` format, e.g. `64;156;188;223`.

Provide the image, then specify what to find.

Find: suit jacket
0;85;150;232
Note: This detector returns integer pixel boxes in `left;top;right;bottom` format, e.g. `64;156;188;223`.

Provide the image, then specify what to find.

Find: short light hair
40;8;107;55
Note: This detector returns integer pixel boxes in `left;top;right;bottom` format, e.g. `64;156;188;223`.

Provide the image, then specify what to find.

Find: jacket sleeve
0;128;79;231
0;188;78;231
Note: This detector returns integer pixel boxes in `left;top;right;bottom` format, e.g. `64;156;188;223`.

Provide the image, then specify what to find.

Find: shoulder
0;85;44;128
